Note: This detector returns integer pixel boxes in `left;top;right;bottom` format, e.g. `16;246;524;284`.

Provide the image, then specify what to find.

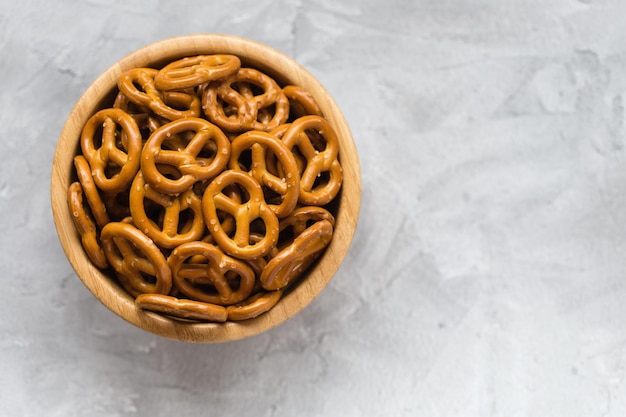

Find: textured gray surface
3;0;626;415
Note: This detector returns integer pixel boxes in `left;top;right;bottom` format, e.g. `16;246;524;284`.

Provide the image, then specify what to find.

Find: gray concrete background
3;0;626;415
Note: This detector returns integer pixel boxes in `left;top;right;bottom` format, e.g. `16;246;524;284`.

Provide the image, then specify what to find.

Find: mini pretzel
67;182;108;269
136;293;227;322
226;290;283;321
279;206;335;237
202;67;289;132
280;115;343;205
80;108;142;194
283;85;322;118
168;241;256;305
202;170;279;259
140;117;230;194
100;222;172;295
261;219;334;291
117;68;201;121
129;172;205;249
73;155;109;228
229;130;300;218
155;54;241;91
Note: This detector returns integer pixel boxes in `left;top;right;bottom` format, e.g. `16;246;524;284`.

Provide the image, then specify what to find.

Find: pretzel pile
67;54;342;322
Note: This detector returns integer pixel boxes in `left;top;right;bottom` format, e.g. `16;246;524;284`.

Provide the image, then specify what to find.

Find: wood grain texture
50;34;361;343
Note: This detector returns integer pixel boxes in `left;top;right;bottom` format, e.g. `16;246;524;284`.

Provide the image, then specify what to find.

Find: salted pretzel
117;68;201;121
283;85;322;118
202;170;279;259
278;206;335;237
129;171;205;249
202;67;289;132
136;293;228;322
100;222;172;295
140;117;230;194
80;108;142;194
278;115;343;205
226;290;283;321
73;155;109;228
261;219;334;291
67;182;108;269
168;241;256;305
229;130;300;218
155;54;241;91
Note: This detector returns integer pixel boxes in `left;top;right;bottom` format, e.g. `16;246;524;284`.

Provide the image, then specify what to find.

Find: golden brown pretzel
226;290;283;321
155;54;241;91
128;172;205;249
202;170;279;259
136;293;227;322
279;206;335;237
140;117;231;194
67;182;108;269
279;115;343;205
168;241;256;305
283;85;322;118
261;219;334;291
117;68;201;120
73;155;109;228
229;130;300;218
202;67;289;132
100;222;172;295
80;108;142;194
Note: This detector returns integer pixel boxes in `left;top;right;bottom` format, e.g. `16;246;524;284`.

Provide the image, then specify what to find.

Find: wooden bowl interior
51;34;361;343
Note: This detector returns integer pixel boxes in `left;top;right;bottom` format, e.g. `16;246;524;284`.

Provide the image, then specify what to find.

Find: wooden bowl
50;34;361;343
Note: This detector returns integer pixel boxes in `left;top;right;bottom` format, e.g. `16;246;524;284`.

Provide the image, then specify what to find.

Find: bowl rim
50;33;361;343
